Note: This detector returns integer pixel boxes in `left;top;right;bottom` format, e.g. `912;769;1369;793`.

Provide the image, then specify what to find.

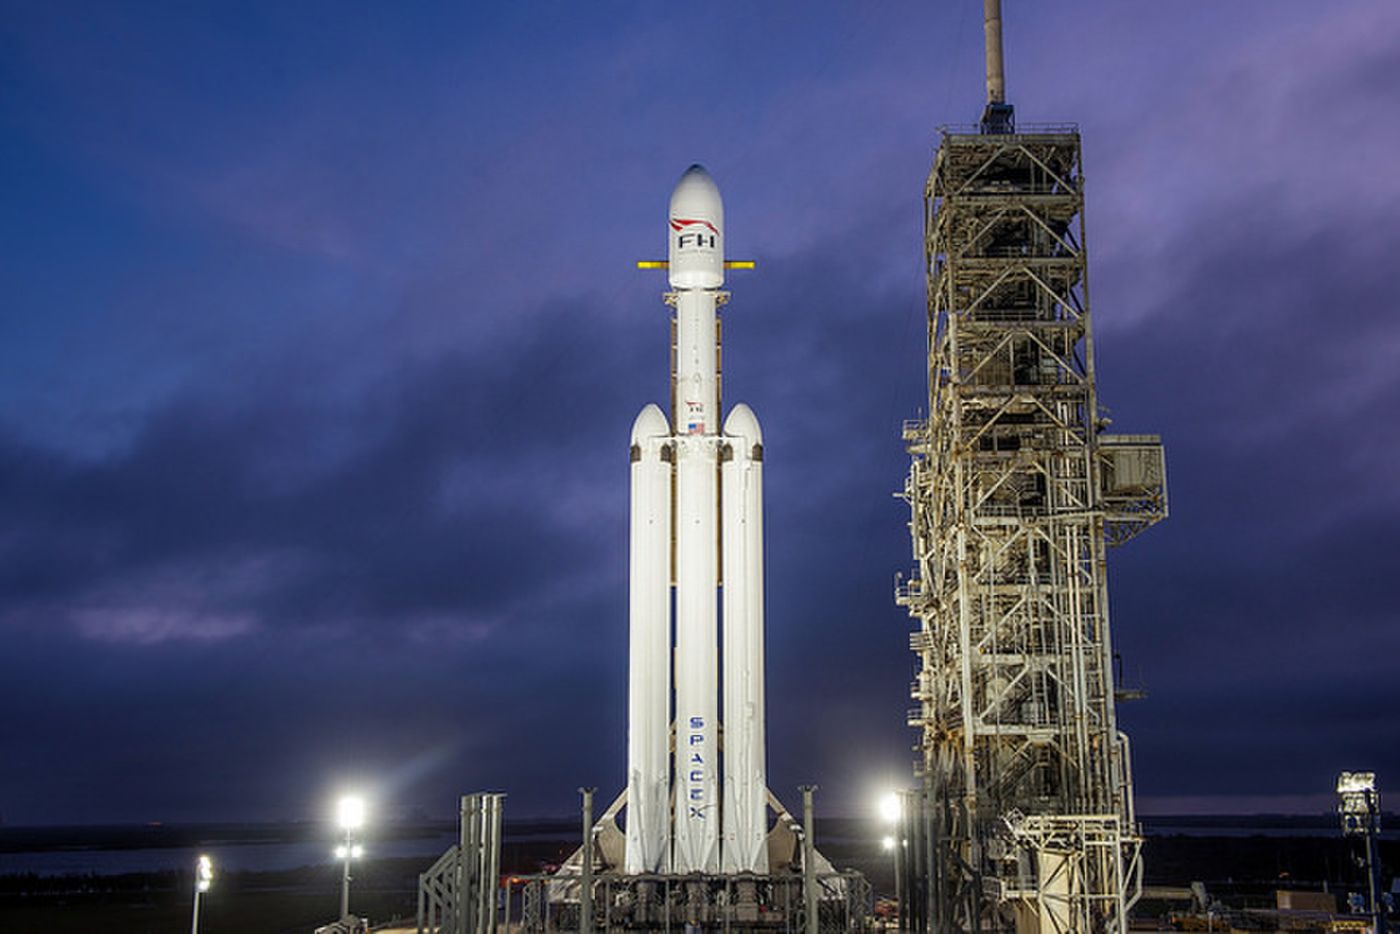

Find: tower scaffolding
897;113;1167;933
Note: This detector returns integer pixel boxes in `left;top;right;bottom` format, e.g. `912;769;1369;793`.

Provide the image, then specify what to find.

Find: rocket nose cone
670;165;722;215
668;163;724;289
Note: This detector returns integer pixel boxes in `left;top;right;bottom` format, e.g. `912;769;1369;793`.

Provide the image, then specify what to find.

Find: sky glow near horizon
2;0;1399;824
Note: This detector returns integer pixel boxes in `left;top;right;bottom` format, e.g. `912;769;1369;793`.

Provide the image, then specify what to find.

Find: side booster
627;165;767;875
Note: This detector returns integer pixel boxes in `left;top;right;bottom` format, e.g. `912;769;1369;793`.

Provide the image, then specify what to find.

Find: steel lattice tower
896;6;1167;932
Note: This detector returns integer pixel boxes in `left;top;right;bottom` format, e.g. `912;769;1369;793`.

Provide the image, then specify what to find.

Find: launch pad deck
514;870;871;933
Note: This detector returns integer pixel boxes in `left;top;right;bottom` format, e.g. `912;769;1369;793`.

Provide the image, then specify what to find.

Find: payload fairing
626;165;768;875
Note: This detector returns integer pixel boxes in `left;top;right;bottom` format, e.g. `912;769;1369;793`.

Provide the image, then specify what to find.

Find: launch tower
897;3;1167;932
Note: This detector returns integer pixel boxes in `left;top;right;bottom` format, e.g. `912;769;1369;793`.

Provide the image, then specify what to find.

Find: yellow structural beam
635;261;756;270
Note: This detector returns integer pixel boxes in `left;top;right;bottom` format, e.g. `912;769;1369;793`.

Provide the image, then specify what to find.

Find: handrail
938;122;1080;136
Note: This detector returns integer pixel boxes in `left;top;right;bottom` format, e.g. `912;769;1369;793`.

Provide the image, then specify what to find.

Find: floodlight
1337;771;1381;837
191;853;214;934
334;793;368;919
337;794;367;830
882;835;895;851
878;792;901;824
1338;772;1376;794
1336;771;1384;929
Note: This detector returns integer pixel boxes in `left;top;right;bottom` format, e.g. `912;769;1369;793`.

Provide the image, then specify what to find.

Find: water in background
0;831;460;877
2;817;1393;877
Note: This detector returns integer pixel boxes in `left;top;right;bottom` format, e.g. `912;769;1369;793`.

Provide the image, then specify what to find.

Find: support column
801;785;819;934
480;795;503;934
580;788;596;934
458;794;481;934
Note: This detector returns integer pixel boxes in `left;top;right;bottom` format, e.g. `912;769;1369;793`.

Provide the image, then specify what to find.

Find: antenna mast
980;0;1015;133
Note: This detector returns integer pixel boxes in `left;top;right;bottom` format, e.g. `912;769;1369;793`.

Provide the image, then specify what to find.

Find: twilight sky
2;1;1398;825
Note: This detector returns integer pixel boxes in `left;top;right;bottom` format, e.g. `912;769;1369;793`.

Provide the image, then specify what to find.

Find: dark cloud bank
3;1;1399;824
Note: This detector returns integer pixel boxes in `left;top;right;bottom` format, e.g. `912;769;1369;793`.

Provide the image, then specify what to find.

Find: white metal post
341;845;351;919
801;785;818;934
580;787;596;934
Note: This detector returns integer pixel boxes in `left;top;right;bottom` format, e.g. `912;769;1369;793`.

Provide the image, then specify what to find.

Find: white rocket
626;165;768;875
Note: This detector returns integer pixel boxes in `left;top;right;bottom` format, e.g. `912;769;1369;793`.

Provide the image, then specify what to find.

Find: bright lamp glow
1337;771;1381;837
337;795;367;830
350;844;364;859
196;854;213;892
334;845;349;859
1338;772;1376;794
878;792;901;824
882;835;895;851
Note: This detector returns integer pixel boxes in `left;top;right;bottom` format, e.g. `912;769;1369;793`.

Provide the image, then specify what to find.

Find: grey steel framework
418;793;505;934
531;786;870;932
418;788;871;933
897;124;1166;934
512;871;871;933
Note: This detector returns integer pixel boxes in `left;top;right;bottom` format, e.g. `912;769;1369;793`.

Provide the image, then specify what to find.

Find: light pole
190;854;213;934
879;792;904;930
336;794;367;920
1337;772;1385;934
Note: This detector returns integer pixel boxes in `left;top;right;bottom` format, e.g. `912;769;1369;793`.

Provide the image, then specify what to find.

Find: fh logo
671;217;717;251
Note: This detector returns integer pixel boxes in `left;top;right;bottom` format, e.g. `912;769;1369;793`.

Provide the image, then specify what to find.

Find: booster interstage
627;165;767;875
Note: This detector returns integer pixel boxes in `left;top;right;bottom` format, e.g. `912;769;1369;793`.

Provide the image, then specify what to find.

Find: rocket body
625;165;768;875
625;404;672;874
721;403;766;873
